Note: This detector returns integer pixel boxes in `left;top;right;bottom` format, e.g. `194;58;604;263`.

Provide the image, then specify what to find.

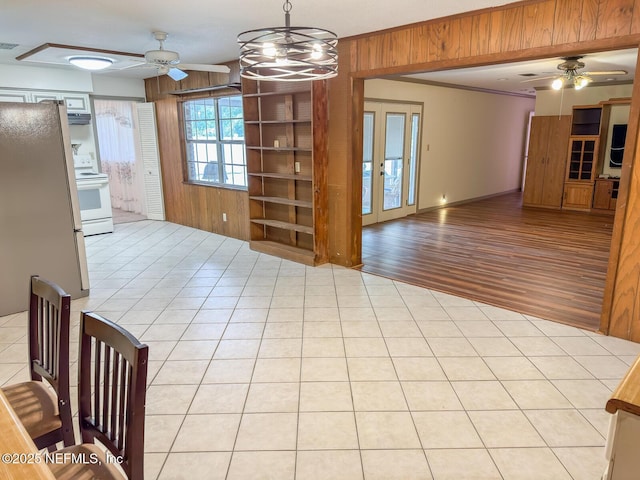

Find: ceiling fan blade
520;75;557;83
179;63;231;73
167;67;188;81
582;70;628;76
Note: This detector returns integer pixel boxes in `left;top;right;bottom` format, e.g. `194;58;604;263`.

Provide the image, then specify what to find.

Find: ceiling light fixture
237;0;338;81
68;56;113;71
551;71;592;90
550;57;596;91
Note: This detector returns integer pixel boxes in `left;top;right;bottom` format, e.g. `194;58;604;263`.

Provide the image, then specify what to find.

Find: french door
362;101;421;225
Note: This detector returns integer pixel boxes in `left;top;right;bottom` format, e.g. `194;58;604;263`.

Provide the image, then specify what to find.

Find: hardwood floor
359;192;615;331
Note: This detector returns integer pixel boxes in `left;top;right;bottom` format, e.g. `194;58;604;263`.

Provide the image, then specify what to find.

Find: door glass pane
362;112;374;215
408;113;419;206
383;113;405;210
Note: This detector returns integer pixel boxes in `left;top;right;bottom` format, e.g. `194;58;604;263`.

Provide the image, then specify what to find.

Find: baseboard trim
416;189;521;214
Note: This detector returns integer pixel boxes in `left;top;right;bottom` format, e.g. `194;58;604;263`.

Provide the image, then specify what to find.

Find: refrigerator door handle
74;230;90;291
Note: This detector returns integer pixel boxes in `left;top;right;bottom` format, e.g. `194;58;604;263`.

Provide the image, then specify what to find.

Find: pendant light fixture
237;0;338;81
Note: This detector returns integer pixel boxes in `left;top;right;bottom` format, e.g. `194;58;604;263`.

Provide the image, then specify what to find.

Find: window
182;95;246;188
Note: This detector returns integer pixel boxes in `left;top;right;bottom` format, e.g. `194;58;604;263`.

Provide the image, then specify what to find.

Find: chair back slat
109;351;122;446
78;312;148;480
116;361;128;451
102;344;112;437
94;339;102;431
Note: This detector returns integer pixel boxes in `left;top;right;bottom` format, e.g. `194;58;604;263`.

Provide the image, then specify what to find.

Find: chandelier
237;0;338;81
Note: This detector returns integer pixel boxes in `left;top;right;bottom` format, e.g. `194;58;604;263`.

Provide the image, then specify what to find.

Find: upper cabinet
0;89;91;113
0;90;31;103
62;94;90;114
570;106;603;136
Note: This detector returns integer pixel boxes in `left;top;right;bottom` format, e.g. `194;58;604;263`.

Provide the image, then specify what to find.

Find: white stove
73;155;114;236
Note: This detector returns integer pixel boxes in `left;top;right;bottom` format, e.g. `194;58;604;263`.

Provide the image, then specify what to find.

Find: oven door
75;177;112;221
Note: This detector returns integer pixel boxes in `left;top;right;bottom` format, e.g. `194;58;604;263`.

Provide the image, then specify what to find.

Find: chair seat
48;444;126;480
1;381;61;440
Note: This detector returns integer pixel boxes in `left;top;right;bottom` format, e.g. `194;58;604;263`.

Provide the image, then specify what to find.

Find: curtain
94;100;146;214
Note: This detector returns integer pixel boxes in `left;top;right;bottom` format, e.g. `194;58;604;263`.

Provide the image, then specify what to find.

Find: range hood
68;113;91;125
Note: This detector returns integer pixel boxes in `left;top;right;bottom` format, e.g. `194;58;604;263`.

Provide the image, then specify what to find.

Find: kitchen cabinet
242;78;328;266
593;178;619;212
62;94;90;113
31;92;60;103
523;115;571;208
0;90;30;102
0;89;90;113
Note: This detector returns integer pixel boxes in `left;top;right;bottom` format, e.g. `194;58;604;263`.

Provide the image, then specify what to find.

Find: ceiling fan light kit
142;31;230;81
521;56;627;91
237;0;338;81
551;57;593;90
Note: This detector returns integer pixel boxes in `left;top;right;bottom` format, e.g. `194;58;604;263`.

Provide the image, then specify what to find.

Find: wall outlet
222;213;227;222
295;161;301;173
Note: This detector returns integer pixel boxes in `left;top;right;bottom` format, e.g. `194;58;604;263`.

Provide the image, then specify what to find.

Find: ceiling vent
0;42;19;50
518;73;538;77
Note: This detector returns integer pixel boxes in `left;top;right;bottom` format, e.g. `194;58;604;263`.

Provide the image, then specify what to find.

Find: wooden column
601;51;640;341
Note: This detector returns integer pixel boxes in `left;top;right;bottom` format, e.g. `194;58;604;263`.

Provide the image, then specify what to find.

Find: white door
362;101;421;225
136;103;165;221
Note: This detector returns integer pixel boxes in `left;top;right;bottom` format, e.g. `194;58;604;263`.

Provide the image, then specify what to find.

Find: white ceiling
0;0;510;77
399;49;637;96
0;0;636;93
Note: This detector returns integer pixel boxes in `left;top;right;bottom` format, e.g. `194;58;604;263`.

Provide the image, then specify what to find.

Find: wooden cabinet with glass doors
562;105;609;211
242;79;328;266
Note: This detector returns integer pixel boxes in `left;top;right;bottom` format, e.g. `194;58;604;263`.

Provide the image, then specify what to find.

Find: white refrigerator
0;101;90;316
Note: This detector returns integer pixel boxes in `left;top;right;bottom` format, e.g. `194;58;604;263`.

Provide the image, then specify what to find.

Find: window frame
179;93;247;190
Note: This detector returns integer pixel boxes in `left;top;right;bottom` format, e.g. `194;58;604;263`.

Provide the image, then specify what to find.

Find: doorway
362;101;422;225
94;99;148;223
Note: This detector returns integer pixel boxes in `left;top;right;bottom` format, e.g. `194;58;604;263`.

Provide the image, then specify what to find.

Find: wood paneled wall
325;0;640;341
348;0;640;77
147;64;250;241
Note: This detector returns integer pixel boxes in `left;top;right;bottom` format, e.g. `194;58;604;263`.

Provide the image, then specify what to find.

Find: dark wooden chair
1;275;75;450
48;311;148;480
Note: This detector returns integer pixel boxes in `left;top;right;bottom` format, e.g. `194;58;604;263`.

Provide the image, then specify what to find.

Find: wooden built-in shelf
242;78;328;266
245;119;312;125
250;218;314;235
249;240;316;266
248;172;312;181
243;90;309;98
250;196;313;208
246;146;312;152
169;83;242;95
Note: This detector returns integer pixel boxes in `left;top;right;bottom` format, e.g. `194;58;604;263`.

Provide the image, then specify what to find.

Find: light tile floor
2;220;639;480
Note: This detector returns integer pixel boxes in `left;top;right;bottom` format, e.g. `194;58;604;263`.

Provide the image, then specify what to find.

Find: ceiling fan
523;56;627;90
134;31;230;81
